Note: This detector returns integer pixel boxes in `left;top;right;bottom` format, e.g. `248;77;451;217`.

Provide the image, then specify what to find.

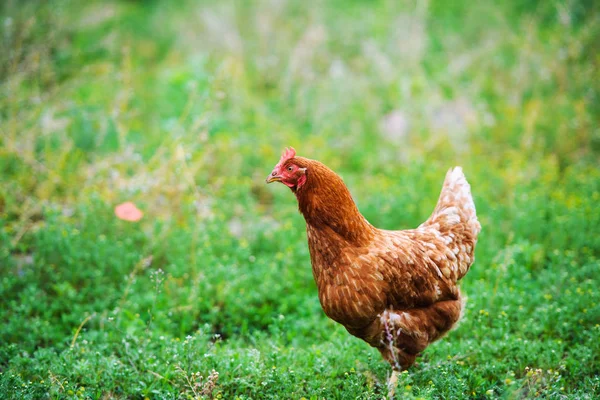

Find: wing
371;228;462;310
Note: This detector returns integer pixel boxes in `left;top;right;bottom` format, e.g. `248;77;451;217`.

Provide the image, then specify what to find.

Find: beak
266;173;281;184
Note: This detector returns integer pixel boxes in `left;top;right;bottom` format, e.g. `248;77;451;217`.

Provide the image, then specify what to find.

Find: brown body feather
284;156;480;370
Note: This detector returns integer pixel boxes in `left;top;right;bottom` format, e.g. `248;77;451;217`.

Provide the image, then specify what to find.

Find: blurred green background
1;0;599;398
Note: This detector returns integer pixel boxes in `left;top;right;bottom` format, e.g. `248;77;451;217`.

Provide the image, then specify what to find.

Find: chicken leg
387;370;399;399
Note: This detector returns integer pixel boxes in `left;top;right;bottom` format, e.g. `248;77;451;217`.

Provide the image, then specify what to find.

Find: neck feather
293;158;374;244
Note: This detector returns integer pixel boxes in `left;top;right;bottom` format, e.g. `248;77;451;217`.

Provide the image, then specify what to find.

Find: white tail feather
422;167;481;236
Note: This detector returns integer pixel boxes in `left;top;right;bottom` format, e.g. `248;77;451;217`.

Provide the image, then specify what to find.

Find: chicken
266;147;481;394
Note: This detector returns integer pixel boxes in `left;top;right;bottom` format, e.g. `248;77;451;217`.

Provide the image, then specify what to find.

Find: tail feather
421;167;481;279
423;167;480;236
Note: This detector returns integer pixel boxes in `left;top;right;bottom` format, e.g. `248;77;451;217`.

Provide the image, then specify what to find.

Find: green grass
1;0;599;398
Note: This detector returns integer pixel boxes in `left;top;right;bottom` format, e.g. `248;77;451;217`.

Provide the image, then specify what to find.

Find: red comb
276;147;296;167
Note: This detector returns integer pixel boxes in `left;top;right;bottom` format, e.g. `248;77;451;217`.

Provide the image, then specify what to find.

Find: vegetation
1;0;599;398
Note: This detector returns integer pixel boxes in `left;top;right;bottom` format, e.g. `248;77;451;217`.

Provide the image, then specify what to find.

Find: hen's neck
294;160;375;245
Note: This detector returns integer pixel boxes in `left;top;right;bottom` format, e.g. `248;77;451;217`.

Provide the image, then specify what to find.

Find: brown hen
266;148;481;392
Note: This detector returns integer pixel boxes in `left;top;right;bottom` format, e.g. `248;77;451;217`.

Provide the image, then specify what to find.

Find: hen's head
266;147;308;190
265;147;370;240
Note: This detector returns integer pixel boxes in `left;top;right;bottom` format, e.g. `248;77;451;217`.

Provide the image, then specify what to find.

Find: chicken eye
287;166;293;172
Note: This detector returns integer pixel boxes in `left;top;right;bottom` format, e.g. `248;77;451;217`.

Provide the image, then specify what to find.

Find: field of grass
1;0;599;398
